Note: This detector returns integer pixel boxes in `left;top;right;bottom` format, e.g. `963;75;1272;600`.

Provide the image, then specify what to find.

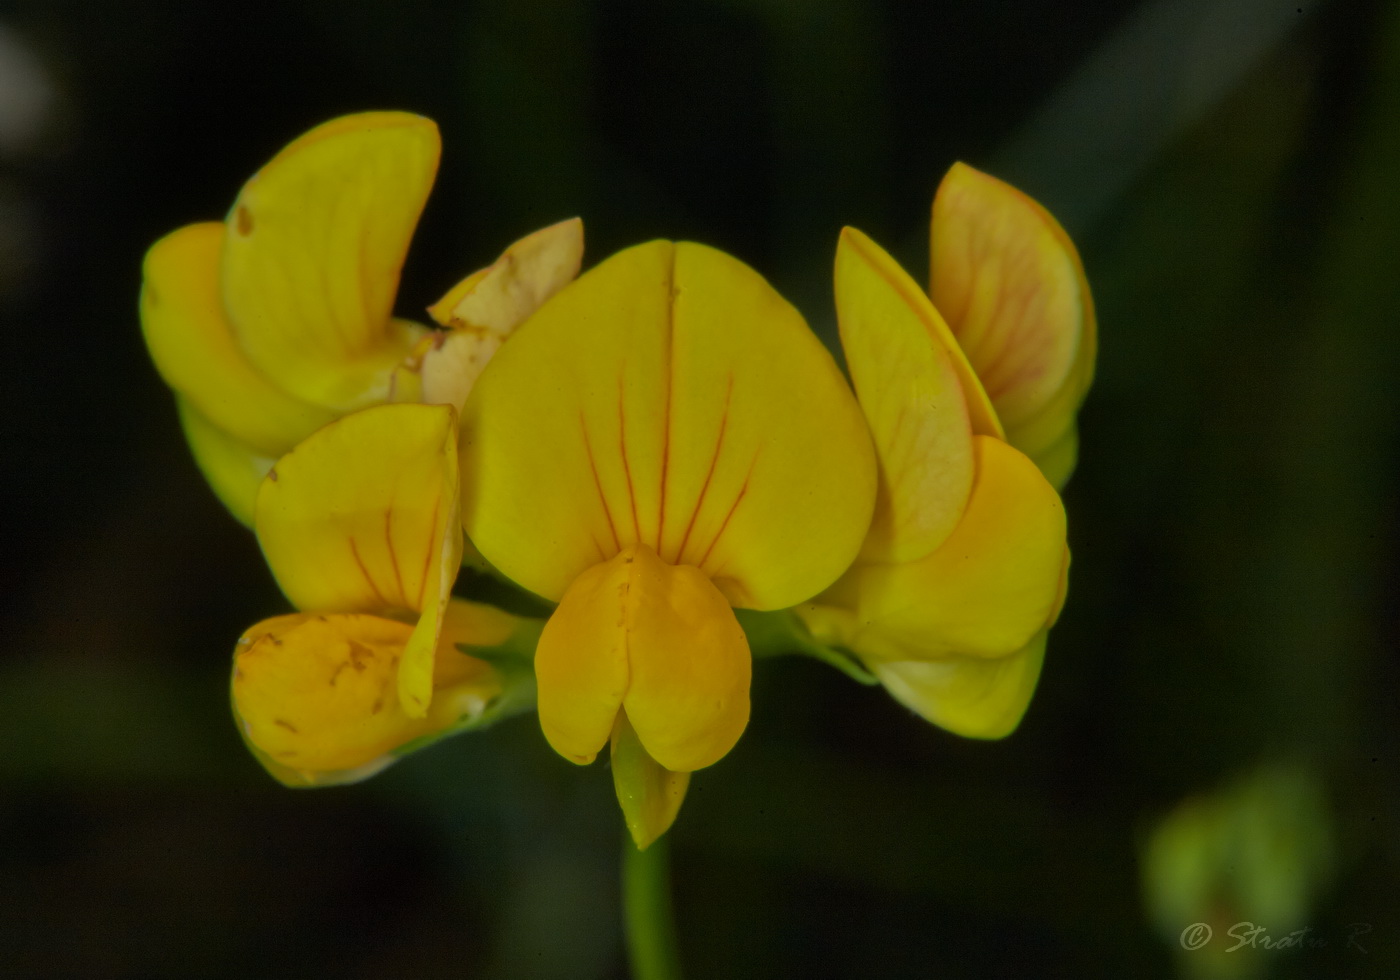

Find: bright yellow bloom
460;240;877;845
930;162;1096;489
797;227;1070;739
231;403;537;786
139;111;582;525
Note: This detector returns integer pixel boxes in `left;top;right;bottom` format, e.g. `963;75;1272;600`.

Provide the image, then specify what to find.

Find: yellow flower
230;402;538;786
796;227;1070;739
459;240;877;846
139;111;582;525
930;163;1096;489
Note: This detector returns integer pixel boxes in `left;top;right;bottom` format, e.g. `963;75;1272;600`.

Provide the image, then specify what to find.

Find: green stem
622;834;683;980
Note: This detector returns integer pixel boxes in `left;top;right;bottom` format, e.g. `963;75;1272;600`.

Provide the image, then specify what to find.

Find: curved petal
141;223;336;455
534;545;750;771
231;604;503;780
869;630;1046;739
611;710;690;850
420;218;585;411
462;240;876;609
254;403;461;717
619;546;750;772
176;398;275;528
836;227;975;563
223;112;439;409
428;217;584;334
930;162;1095;484
836;435;1066;661
534;554;632;765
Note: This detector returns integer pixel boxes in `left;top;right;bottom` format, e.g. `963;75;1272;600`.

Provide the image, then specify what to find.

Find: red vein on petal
698;449;757;571
582;413;621;552
675;374;732;564
618;375;641;542
416;495;440;610
349;537;388;606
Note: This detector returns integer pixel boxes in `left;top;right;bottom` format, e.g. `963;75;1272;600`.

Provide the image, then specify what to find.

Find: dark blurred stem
623;833;683;980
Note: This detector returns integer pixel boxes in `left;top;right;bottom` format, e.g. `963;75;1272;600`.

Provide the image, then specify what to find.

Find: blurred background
2;0;1397;976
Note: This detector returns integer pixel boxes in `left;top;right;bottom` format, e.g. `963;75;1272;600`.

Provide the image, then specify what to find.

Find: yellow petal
535;545;750;771
141;223;336;455
176;398;275;528
428;217;584;333
611;709;690;850
619;547;751;772
930;162;1096;484
223;112;438;409
420;218;585;411
231;604;503;780
533;555;631;765
254;403;461;717
831;435;1066;661
417;331;502;414
836;227;975;563
1031;424;1078;494
462;240;876;610
869;630;1046;739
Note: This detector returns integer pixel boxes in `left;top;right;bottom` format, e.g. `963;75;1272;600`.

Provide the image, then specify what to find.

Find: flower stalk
623;834;683;980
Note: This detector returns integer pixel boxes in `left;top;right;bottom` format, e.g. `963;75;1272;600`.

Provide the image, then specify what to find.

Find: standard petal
254;403;461;716
222;112;439;409
461;240;877;609
176;398;275;528
869;630;1047;739
840;435;1066;661
930;162;1095;484
611;710;690;850
420;218;585;411
141;223;336;455
836;227;975;563
231;606;503;780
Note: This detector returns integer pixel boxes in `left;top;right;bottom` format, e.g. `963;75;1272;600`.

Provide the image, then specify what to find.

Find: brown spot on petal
346;640;372;672
274;718;299;733
235;204;254;236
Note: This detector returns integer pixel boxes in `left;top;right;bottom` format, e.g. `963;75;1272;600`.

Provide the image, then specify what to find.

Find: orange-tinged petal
254;403;461;717
836;227;975;563
420;218;585;411
461;240;876;609
176;398;275;528
869;630;1047;739
931;162;1095;484
232;604;503;778
826;435;1065;661
535;545;750;771
611;709;690;850
141;223;336;456
223;112;438;409
841;226;1003;441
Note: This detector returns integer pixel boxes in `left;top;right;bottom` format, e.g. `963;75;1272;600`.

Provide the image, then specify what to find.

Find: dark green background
1;1;1396;977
